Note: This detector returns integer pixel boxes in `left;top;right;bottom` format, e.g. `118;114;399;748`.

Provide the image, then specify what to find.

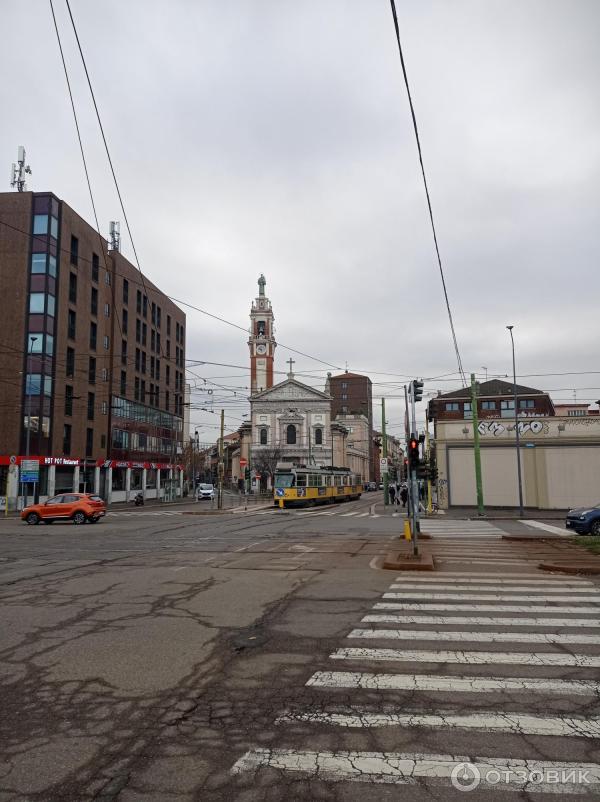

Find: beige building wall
436;417;600;510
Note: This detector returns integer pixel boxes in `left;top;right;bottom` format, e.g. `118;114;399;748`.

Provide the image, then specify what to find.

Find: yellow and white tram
273;465;362;508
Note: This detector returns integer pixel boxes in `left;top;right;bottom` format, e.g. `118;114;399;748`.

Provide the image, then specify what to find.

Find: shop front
0;456;183;511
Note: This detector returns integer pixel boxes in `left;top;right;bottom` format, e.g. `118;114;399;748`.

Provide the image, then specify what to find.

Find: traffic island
382;548;435;571
538;561;600;575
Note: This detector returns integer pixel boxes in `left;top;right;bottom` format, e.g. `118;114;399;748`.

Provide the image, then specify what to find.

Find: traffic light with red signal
408;435;420;470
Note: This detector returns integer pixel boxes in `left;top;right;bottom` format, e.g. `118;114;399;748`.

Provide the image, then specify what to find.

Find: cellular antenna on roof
108;221;120;252
10;146;32;192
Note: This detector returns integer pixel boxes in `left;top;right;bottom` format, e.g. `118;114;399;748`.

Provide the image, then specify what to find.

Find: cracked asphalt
1;498;599;800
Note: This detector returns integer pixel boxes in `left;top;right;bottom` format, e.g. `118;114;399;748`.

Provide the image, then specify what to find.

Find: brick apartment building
327;371;375;481
0;190;185;507
427;379;555;424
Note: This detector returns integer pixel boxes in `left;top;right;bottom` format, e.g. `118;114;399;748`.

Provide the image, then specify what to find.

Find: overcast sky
1;0;599;441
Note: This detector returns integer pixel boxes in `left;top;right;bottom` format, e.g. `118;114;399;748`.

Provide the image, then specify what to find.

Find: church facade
239;277;349;488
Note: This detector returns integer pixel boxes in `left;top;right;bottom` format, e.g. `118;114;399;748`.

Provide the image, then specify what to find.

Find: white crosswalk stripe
231;558;600;795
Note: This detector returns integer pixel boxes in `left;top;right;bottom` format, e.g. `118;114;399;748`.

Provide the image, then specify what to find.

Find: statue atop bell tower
248;275;276;394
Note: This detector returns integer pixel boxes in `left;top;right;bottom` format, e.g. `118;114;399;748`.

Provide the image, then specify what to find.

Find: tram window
324;475;331;486
334;475;342;486
296;474;307;487
274;474;294;488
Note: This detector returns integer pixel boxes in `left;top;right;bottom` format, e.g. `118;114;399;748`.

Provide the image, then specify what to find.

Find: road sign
20;459;39;484
239;458;248;468
380;457;389;473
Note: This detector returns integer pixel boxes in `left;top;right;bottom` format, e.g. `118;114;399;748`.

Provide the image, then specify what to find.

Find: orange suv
21;493;106;525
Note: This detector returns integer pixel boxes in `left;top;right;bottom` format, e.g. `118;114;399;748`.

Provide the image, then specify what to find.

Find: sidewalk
371;502;567;520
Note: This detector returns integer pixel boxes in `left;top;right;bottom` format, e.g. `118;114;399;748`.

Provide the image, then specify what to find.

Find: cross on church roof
287;357;295;378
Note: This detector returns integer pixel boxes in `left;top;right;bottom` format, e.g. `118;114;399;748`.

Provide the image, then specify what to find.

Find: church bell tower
249;274;276;394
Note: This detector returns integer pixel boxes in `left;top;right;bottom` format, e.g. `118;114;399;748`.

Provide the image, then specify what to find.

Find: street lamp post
506;326;524;516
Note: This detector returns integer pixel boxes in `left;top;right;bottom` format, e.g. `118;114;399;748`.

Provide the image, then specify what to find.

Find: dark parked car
565;503;600;535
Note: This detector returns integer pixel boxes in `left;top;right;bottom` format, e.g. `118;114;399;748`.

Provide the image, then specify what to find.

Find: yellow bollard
279;498;284;509
403;520;412;540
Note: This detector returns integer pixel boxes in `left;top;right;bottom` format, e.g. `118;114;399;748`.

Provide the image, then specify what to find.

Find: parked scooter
133;492;144;507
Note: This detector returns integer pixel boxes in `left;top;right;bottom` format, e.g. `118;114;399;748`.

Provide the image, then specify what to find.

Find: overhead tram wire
388;0;466;387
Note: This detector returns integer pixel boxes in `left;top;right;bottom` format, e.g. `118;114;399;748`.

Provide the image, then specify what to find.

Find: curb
538;561;600;575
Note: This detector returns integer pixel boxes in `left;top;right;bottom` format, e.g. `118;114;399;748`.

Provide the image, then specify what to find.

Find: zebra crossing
232;570;600;795
240;506;382;519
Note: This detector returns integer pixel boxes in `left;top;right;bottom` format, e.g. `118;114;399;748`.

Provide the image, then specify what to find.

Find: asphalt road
0;496;598;801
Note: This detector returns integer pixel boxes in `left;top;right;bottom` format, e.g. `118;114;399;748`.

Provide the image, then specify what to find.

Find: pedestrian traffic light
408;436;420;470
244;467;251;480
412;379;424;403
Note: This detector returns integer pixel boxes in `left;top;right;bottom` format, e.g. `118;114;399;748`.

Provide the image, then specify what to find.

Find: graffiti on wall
478;420;549;437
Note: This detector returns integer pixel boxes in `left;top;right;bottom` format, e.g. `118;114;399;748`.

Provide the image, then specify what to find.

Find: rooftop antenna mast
108;221;120;252
10;146;32;192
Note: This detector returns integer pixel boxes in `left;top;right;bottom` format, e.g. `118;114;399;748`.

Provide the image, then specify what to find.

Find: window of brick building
69;272;77;304
87;392;95;421
86;428;94;457
63;424;72;455
122;278;129;305
65;385;73;416
70;235;78;266
92;253;99;283
67;310;76;340
66;347;75;378
88;356;96;384
89;321;97;350
91;287;98;316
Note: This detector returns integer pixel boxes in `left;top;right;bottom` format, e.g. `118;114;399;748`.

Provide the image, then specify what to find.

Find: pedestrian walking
400;486;408;508
389;484;396;504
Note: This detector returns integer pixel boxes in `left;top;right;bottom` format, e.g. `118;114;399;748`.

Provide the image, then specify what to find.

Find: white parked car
196;483;215;501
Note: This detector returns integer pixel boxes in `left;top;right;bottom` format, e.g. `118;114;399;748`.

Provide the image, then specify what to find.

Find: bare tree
252;447;283;490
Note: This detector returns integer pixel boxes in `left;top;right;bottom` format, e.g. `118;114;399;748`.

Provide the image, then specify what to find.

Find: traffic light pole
409;384;419;556
218;409;224;510
382;398;389;505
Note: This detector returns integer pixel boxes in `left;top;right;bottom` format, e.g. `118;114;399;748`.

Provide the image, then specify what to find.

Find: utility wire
388;0;466;386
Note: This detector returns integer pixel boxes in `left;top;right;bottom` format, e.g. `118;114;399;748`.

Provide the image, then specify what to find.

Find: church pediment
251;378;331;402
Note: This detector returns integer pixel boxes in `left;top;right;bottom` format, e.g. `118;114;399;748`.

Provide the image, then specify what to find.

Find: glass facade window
31;253;47;273
47;295;55;317
50;216;58;239
49;255;57;277
29;293;46;313
45;335;54;355
33;215;48;235
26;374;42;395
44;376;52;396
29;336;43;354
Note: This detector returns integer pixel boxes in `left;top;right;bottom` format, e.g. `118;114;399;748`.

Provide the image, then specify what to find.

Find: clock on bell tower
249;274;276;394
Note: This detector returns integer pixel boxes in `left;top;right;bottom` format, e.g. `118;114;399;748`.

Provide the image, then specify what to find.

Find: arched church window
286;424;296;445
315;428;323;445
257;321;266;336
260;428;268;445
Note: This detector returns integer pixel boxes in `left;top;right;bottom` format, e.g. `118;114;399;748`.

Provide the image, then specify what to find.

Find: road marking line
275;710;600;738
341;512;359;517
371;514;381;518
379;599;600;613
389;584;595;592
385;591;600;602
365;612;600;627
306;670;600;696
231;748;600;792
348;628;600;645
358;513;370;518
396;571;564;585
330;647;600;667
520;519;570;536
